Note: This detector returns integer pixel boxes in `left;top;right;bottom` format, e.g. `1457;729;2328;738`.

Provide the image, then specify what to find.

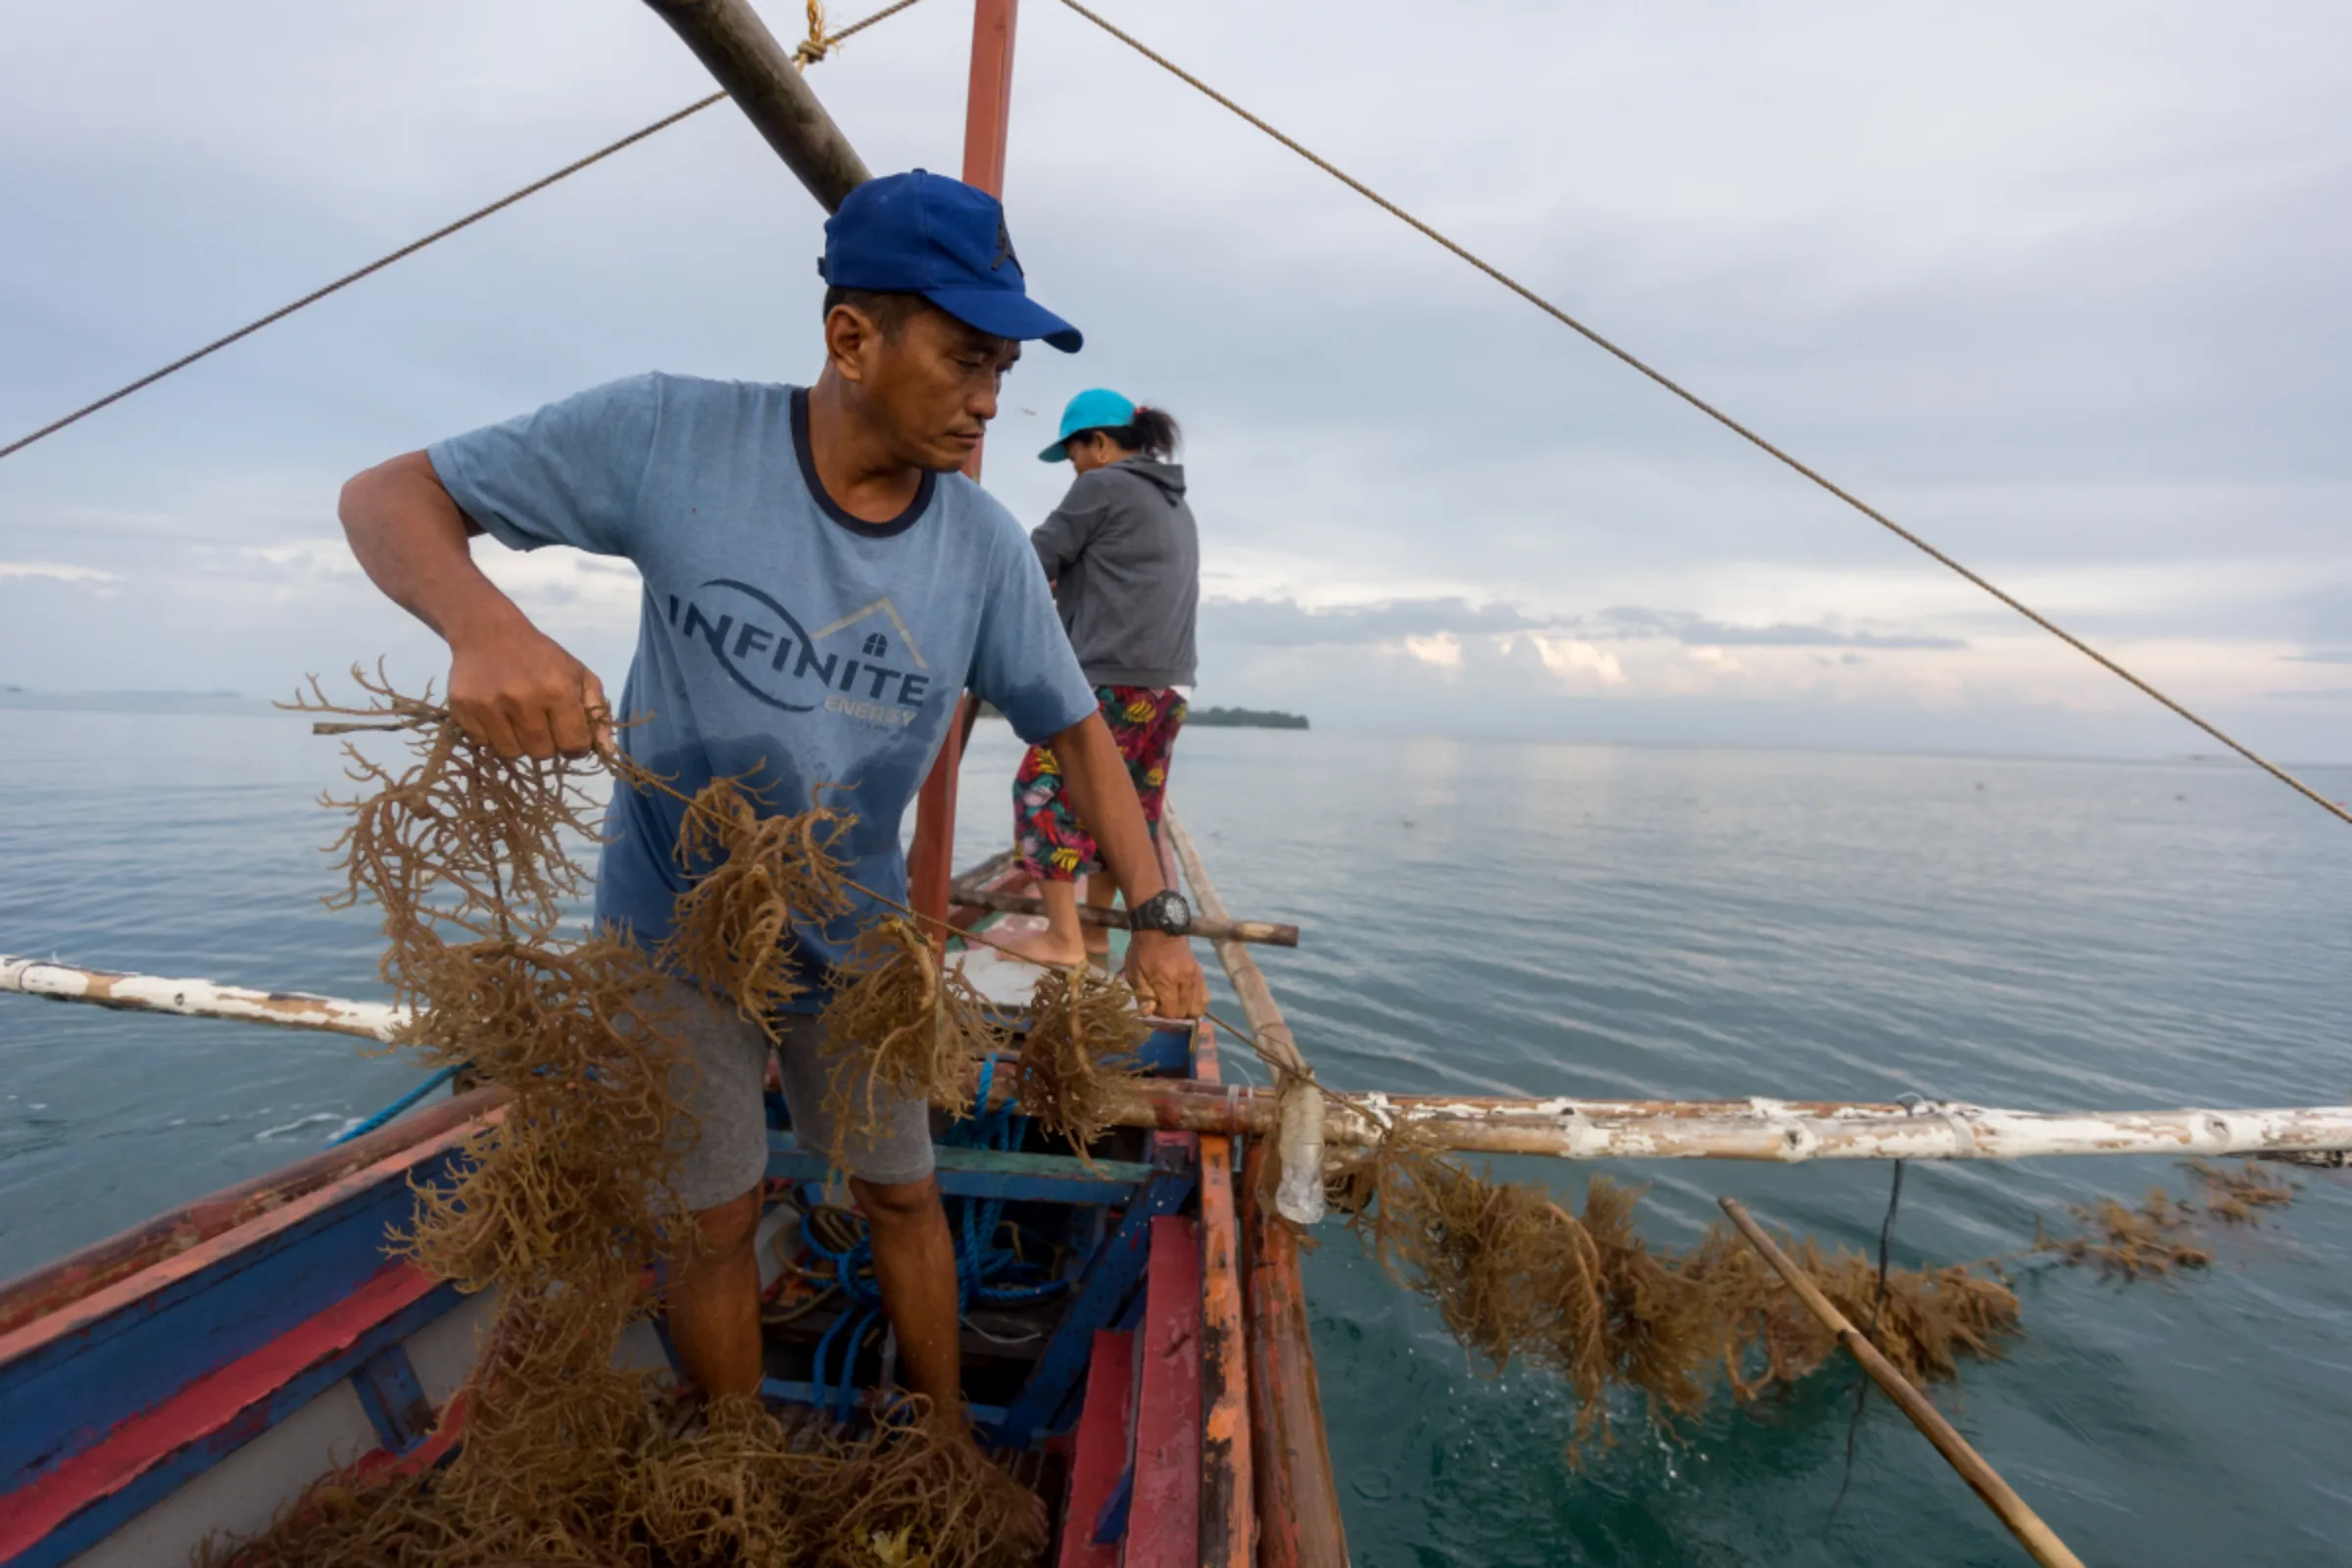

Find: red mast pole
906;0;1019;936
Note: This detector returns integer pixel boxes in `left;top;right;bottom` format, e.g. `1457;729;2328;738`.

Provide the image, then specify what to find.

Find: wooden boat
9;5;2350;1567
0;852;1345;1568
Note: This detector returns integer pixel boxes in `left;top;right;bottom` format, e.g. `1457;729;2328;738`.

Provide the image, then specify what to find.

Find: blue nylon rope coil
803;1054;1070;1413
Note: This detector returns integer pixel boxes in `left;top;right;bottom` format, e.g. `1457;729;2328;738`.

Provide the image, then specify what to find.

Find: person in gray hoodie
1002;387;1200;967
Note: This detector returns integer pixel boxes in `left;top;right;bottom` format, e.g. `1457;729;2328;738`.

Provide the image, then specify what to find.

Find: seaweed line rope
1054;0;2352;832
0;0;928;466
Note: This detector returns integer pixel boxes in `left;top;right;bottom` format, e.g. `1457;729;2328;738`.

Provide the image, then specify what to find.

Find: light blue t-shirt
429;373;1096;997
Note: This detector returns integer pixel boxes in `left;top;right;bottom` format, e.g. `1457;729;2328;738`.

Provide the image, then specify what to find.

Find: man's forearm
339;450;606;759
1051;713;1167;906
339;450;526;648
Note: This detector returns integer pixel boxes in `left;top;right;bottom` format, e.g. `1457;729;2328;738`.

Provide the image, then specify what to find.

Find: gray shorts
660;981;936;1211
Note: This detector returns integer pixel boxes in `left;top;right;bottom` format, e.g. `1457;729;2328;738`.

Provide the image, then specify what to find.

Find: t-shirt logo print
665;579;934;728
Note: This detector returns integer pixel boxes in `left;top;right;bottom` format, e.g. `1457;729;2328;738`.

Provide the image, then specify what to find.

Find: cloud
1516;635;1625;687
0;561;117;582
1399;631;1463;670
1202;595;1967;654
1589;607;1968;650
1198;597;1551;649
2284;650;2352;664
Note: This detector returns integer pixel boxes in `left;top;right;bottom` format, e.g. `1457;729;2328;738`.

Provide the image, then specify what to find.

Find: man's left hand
1124;930;1207;1019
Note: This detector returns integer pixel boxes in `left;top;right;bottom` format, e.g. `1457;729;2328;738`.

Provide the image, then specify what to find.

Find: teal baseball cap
1039;387;1137;462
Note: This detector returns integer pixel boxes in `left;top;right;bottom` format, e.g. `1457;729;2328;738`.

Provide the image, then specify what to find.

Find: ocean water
4;703;2350;1565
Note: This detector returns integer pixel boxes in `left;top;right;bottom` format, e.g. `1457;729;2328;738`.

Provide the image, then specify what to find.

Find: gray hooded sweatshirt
1028;458;1200;689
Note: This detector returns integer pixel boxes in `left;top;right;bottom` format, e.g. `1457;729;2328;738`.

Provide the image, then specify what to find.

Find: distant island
974;701;1307;730
1187;706;1307;730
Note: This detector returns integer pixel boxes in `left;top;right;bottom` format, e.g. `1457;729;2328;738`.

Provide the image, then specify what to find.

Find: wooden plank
0;1089;498;1337
0;1126;478;1485
1191;1022;1252;1568
1132;1025;1193;1077
763;1132;1154;1204
990;1149;1197;1448
1124;1214;1202;1568
349;1342;436;1455
1241;1141;1348;1568
0;1264;458;1568
1055;1331;1136;1568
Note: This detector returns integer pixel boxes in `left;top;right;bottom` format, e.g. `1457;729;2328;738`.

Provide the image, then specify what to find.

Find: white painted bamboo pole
0;956;404;1041
10;954;2351;1162
1118;1081;2352;1162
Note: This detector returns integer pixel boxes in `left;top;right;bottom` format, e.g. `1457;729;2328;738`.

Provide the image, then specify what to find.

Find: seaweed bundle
822;915;1010;1155
1329;1141;2022;1454
2037;1158;2298;1280
296;670;689;1307
203;1392;1042;1568
1330;1135;2314;1455
614;759;858;1036
217;676;1042;1567
1015;964;1149;1152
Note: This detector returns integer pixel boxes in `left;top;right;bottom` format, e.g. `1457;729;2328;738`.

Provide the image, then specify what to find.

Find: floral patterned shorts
1014;686;1188;882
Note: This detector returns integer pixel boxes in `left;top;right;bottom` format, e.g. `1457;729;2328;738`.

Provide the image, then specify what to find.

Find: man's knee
851;1173;942;1233
687;1185;762;1261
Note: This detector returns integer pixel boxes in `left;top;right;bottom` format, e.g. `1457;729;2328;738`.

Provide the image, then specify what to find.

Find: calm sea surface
4;703;2350;1565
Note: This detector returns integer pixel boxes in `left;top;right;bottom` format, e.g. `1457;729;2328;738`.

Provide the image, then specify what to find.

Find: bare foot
989;917;1088;969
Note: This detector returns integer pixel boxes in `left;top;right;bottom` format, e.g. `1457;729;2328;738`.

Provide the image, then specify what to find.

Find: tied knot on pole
794;0;833;68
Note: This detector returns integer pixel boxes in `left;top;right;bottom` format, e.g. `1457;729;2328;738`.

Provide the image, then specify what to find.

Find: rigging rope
0;0;928;466
1054;0;2352;831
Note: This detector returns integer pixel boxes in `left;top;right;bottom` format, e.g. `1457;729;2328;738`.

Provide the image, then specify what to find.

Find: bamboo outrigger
12;951;2352;1168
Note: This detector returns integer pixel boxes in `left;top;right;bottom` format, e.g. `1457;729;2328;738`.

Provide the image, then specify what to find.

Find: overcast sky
4;0;2349;759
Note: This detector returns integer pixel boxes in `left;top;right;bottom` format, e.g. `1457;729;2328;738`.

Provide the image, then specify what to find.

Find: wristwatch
1128;889;1194;937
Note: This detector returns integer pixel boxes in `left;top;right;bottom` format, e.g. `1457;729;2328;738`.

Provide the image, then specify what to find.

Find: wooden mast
906;0;1021;937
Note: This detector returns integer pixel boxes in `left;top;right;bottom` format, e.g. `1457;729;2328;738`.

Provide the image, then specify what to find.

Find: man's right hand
447;615;610;760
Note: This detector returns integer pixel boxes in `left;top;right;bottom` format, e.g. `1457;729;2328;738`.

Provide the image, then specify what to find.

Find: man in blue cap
335;172;1206;1455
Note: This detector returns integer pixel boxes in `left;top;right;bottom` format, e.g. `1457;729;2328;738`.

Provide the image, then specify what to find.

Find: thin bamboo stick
1719;1199;2087;1568
12;954;2352;1162
1163;808;1307;1073
951;883;1299;947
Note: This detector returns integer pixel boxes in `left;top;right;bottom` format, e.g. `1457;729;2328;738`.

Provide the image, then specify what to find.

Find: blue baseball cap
1039;387;1137;462
820;171;1082;353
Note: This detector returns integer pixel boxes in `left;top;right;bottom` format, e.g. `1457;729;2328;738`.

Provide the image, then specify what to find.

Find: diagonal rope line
1054;0;2352;831
0;0;928;466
